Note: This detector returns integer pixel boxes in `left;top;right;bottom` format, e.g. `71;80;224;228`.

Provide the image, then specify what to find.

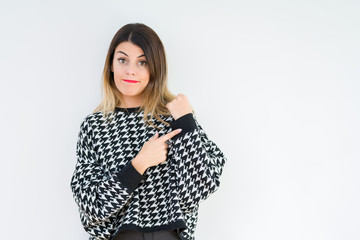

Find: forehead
114;41;144;55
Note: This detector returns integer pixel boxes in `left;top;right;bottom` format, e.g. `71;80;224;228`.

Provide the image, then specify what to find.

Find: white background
1;0;359;239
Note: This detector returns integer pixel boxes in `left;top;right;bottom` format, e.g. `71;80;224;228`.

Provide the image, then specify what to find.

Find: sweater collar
114;106;141;113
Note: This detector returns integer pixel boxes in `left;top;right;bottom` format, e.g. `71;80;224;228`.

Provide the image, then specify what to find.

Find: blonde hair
93;23;175;129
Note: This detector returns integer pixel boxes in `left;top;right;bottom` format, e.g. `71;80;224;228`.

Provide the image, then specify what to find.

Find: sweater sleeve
70;116;145;227
168;113;227;212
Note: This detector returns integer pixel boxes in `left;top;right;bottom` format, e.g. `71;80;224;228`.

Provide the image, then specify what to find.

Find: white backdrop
1;0;359;239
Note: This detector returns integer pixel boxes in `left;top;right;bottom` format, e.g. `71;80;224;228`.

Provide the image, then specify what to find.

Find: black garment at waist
112;229;181;240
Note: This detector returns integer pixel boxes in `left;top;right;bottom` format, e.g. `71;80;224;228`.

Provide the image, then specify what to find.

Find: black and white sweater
70;107;227;240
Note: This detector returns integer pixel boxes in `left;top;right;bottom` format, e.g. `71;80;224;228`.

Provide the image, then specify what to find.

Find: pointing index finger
158;129;182;142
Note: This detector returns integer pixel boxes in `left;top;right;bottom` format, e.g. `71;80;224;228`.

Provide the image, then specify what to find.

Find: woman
70;23;227;240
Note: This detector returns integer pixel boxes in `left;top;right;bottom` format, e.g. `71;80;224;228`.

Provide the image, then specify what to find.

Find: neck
119;95;144;108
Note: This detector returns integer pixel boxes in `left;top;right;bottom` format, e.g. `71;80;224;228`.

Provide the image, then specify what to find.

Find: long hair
93;23;175;129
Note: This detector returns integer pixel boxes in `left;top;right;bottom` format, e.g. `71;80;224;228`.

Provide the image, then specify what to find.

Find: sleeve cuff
114;161;146;193
170;113;197;141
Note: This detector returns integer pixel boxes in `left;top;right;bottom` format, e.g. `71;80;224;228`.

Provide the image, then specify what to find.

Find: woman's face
111;41;150;106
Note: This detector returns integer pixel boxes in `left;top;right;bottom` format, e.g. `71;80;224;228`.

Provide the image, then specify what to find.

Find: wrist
169;113;197;140
132;155;148;175
174;111;193;120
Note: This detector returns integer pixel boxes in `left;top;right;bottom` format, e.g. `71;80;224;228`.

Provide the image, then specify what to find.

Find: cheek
142;69;150;82
113;69;124;81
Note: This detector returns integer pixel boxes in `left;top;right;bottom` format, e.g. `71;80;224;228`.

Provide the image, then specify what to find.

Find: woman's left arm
167;112;227;212
166;94;227;212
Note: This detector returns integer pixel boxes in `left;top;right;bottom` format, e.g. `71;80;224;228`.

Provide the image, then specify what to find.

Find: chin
119;90;143;97
116;84;146;98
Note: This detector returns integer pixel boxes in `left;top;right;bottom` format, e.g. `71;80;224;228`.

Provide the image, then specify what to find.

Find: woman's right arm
70;116;145;227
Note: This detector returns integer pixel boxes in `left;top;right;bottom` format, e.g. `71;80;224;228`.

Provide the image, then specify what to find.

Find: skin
111;41;193;175
111;41;150;108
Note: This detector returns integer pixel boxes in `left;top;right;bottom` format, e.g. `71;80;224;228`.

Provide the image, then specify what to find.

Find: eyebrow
116;51;145;58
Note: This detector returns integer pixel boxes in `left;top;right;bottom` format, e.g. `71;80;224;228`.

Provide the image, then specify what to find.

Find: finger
162;149;168;158
158;129;182;142
150;131;159;140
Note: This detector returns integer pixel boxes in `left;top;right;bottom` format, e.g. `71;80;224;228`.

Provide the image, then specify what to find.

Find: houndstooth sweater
70;106;227;240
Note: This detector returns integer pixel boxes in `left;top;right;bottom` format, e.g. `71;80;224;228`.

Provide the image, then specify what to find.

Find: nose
126;63;136;75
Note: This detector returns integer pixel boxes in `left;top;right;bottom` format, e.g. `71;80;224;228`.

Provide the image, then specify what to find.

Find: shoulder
81;111;103;125
79;110;114;132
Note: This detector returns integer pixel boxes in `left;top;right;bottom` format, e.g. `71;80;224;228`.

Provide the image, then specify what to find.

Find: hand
166;94;193;120
131;129;182;175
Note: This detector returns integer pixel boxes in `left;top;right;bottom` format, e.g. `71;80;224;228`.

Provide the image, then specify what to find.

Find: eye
139;61;147;66
117;58;126;63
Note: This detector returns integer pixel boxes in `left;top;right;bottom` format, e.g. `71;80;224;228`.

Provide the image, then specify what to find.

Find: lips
123;79;139;83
